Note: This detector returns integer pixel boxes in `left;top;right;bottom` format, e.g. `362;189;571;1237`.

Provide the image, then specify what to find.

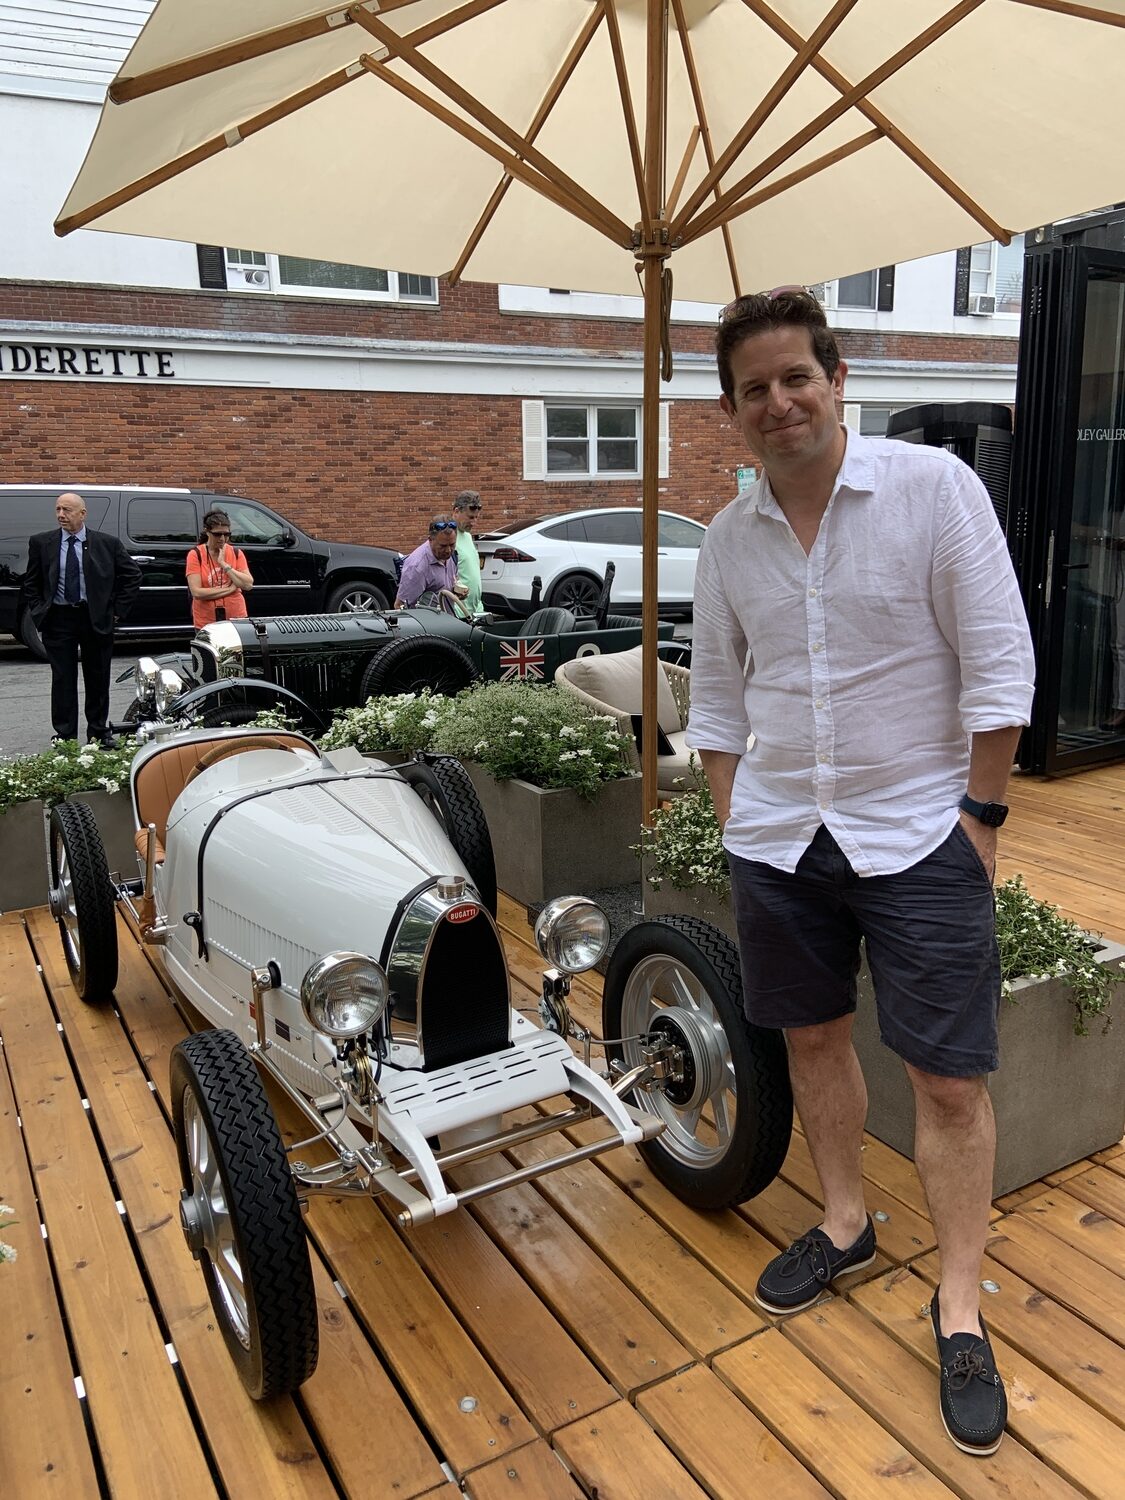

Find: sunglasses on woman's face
209;529;231;538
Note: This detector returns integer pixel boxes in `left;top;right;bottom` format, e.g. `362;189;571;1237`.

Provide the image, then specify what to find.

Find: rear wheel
48;800;118;1003
547;572;602;618
360;636;478;699
327;579;389;614
602;916;792;1209
171;1029;318;1400
399;755;497;915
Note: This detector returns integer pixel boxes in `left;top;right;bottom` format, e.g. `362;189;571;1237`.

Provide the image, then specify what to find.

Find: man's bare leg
906;1066;995;1336
786;1013;869;1248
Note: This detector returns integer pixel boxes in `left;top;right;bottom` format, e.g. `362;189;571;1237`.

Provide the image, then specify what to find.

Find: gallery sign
0;342;176;379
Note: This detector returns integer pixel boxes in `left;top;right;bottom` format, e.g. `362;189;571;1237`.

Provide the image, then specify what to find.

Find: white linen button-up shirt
685;430;1035;876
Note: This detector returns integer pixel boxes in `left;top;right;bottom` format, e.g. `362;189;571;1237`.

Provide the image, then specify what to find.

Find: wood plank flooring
1;762;1123;1497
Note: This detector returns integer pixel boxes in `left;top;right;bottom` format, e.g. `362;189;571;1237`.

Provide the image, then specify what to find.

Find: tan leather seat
133;732;313;861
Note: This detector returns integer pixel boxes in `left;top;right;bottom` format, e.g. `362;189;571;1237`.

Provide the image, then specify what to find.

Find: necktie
64;535;81;604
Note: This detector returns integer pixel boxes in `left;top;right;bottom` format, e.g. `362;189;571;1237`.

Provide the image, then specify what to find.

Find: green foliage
320;690;457;754
430;681;633;798
640;788;1122;1035
0;737;139;814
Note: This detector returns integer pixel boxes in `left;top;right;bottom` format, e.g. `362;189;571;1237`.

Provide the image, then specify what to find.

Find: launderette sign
0;342;176;378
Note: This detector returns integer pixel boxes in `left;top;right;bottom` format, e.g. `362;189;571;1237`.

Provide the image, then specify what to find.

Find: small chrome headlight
300;952;389;1039
154;668;184;716
534;897;610;973
134;656;159;694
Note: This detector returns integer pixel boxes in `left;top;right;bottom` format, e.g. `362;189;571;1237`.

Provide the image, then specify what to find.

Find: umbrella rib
359;58;629;247
353;8;632;246
602;0;653;234
665;127;700;221
447;2;607;286
1007;0;1125;24
670;0;742;302
108;0;425;105
721;0;1009;246
679;128;883;245
55;65;362;236
680;0;988;246
673;0;860;237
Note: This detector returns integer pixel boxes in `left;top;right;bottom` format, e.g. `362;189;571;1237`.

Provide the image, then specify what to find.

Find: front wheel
48;800;118;1003
601;916;792;1209
547;572;602;618
327;579;389;614
171;1029;318;1400
360;636;478;699
399;755;497;916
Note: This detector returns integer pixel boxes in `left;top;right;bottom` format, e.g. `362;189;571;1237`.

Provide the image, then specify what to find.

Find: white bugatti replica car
46;726;791;1399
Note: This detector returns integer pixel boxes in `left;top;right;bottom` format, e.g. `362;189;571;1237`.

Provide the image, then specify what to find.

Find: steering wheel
428;588;474;621
183;735;307;788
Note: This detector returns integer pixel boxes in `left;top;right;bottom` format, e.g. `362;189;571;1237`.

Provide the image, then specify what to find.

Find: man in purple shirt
394;516;466;608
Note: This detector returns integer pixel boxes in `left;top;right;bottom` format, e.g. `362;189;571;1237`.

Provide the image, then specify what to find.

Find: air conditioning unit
968;293;996;316
244;267;270;288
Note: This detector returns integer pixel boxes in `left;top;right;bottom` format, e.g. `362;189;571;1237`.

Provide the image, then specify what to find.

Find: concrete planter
0;799;48;913
642;874;1125;1196
69;789;137;879
464;766;642;905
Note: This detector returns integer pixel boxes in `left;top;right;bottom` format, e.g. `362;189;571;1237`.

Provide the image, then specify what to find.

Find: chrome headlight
134;656;160;695
300;952;389;1039
534;897;610;974
154;668;184;716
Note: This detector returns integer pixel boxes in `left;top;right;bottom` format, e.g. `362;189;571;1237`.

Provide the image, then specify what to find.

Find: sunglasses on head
429;520;457;533
718;285;815;323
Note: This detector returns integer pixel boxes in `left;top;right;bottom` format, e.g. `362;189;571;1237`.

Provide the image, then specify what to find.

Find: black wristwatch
959;793;1009;828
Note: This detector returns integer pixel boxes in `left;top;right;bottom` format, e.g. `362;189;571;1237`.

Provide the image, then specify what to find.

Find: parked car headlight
534;897;609;973
154;668;184;716
300;952;389;1039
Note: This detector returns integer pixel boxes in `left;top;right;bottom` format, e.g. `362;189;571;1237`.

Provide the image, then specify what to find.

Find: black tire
360;636;478;699
48;800;118;1004
122;697;145;725
399;755;497;916
601;916;792;1209
18;609;48;662
519;606;577;637
547;572;603;618
198;703;260;729
326;579;390;614
171;1029;318;1400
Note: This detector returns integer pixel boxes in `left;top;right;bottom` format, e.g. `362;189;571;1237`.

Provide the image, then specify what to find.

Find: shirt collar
62;526;88;543
743;426;877;520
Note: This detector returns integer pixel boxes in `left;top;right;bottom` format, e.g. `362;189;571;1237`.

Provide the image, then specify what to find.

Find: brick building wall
0;278;1019;553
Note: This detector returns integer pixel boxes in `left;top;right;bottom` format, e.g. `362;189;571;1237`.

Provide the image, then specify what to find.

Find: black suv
0;485;403;657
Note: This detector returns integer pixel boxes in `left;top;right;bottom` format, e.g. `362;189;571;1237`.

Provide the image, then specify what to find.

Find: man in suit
24;492;142;746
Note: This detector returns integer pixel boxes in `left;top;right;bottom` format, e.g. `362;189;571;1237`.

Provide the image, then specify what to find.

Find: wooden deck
1;764;1124;1499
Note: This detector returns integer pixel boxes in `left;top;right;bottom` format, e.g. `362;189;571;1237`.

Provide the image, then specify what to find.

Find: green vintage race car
123;589;683;732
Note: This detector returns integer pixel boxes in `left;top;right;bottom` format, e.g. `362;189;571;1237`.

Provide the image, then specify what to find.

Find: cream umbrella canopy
57;0;1125;816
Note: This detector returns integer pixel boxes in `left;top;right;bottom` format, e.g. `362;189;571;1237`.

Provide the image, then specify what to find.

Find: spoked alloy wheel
171;1029;318;1400
48;800;118;1003
602;916;792;1209
547;572;601;618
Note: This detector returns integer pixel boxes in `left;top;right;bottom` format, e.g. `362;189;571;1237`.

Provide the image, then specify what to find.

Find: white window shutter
843;403;862;431
658;402;670;479
522;400;547;480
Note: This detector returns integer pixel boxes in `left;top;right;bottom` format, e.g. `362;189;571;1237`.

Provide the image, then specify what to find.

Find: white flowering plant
640;787;1122;1036
0;737;138;815
320;690;458;755
430;681;634;799
0;1202;18;1265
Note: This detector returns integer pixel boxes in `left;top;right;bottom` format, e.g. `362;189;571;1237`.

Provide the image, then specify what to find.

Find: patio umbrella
56;0;1125;818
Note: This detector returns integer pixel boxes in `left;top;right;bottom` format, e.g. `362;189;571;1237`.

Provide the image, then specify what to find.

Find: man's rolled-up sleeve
931;465;1036;734
685;529;753;754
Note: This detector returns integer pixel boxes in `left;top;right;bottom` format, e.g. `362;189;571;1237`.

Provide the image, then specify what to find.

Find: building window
961;235;1025;317
812;266;894;313
223;248;437;303
836;270;878;309
522;400;670;480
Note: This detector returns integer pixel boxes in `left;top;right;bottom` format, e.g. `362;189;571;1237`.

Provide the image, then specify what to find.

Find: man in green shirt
452;490;483;614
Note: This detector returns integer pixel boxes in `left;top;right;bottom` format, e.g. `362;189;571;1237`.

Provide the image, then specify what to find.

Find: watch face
981;803;1009;827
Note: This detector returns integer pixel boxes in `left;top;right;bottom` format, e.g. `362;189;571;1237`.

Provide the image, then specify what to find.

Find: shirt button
808;587;818;598
815;698;825;709
819;802;829;811
818;756;831;766
811;642;823;653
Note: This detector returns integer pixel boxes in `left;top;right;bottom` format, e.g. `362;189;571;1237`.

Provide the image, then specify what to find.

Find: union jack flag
498;638;546;680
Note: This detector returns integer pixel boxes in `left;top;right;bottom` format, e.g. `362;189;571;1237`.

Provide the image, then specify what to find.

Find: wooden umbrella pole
640;0;669;828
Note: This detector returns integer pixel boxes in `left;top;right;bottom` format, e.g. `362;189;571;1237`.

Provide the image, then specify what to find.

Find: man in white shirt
687;290;1034;1457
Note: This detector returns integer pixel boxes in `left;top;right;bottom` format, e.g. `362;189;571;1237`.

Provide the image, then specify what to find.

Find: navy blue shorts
728;823;1000;1077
